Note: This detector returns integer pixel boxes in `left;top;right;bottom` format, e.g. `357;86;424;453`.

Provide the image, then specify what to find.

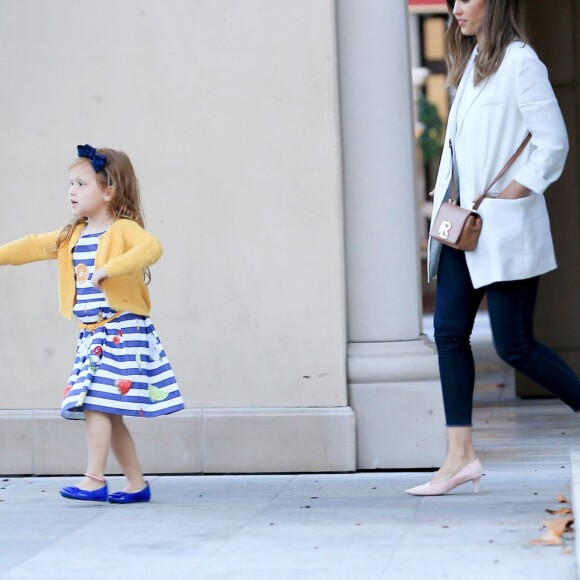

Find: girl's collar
69;220;115;247
81;219;117;236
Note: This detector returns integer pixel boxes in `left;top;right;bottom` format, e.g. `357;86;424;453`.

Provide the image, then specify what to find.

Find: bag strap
449;140;459;204
449;132;532;211
473;132;532;210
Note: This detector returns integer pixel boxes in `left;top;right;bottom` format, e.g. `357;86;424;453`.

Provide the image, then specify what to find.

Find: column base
349;337;446;469
0;407;356;475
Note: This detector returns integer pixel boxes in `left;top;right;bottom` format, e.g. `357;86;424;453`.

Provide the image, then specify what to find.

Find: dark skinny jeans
434;245;580;426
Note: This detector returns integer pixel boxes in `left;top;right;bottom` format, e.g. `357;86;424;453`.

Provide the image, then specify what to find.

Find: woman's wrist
498;181;531;199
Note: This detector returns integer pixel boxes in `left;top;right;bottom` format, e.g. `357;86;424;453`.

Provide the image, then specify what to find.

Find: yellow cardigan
0;219;162;319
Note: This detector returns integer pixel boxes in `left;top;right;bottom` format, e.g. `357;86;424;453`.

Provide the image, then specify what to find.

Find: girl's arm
0;230;60;265
100;220;162;278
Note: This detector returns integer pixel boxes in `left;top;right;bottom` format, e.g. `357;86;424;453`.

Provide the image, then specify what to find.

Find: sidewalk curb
570;449;580;578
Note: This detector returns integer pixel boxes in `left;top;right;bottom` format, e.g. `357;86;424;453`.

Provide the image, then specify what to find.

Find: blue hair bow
77;144;107;173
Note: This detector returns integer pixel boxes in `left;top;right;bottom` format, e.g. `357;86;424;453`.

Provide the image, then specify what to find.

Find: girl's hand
92;268;109;289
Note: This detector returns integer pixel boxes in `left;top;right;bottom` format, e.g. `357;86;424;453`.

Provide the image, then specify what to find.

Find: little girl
0;144;184;503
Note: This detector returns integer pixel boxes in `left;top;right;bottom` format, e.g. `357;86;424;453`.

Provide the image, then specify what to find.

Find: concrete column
337;0;446;468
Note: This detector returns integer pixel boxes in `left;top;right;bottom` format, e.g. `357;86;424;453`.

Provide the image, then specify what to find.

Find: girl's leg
110;414;147;492
76;410;112;490
432;246;485;484
488;276;580;411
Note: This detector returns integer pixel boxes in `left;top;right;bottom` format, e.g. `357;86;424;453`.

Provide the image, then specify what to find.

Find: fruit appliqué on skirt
61;312;185;420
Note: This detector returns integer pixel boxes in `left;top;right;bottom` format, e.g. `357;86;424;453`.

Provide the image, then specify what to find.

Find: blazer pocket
478;195;549;254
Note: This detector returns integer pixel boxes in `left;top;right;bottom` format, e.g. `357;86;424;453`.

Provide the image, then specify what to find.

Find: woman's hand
497;181;531;200
92;268;109;289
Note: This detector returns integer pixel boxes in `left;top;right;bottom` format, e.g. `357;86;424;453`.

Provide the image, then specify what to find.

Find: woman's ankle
446;449;476;460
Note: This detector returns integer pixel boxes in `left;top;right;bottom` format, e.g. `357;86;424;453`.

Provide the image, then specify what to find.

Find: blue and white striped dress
61;230;185;420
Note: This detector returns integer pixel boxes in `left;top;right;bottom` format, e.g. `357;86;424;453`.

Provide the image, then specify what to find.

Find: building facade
0;0;576;475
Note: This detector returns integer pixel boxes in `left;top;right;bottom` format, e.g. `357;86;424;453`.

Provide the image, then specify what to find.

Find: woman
406;0;580;496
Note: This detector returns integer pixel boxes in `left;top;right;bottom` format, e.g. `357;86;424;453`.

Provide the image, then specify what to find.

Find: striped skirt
61;312;185;420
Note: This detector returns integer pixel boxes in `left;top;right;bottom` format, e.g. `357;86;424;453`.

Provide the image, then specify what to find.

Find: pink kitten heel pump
405;458;483;496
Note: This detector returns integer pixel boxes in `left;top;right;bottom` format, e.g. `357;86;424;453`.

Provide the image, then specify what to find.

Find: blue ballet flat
60;484;108;502
108;482;151;504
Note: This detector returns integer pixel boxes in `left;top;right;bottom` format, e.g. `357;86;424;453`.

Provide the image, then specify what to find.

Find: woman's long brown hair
445;0;528;87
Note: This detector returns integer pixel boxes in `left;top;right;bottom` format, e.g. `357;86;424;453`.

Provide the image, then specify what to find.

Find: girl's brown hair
57;148;151;281
57;148;146;248
445;0;528;87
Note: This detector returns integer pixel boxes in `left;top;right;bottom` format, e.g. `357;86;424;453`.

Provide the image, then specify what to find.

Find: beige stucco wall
0;0;347;411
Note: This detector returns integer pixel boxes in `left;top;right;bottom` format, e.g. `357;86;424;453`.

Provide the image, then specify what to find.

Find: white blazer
427;42;569;288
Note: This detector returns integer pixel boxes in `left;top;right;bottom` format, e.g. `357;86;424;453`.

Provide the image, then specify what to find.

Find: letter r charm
438;220;452;240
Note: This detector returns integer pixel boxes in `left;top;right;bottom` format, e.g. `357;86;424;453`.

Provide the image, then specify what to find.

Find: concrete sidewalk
0;314;578;579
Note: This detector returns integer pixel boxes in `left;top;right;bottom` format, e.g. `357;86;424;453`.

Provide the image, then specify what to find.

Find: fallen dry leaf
546;508;573;516
531;495;574;547
530;530;562;546
544;518;574;536
530;517;574;546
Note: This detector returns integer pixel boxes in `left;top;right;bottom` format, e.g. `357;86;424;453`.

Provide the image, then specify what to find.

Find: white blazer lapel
456;79;488;137
436;50;478;193
448;51;476;139
455;50;488;137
